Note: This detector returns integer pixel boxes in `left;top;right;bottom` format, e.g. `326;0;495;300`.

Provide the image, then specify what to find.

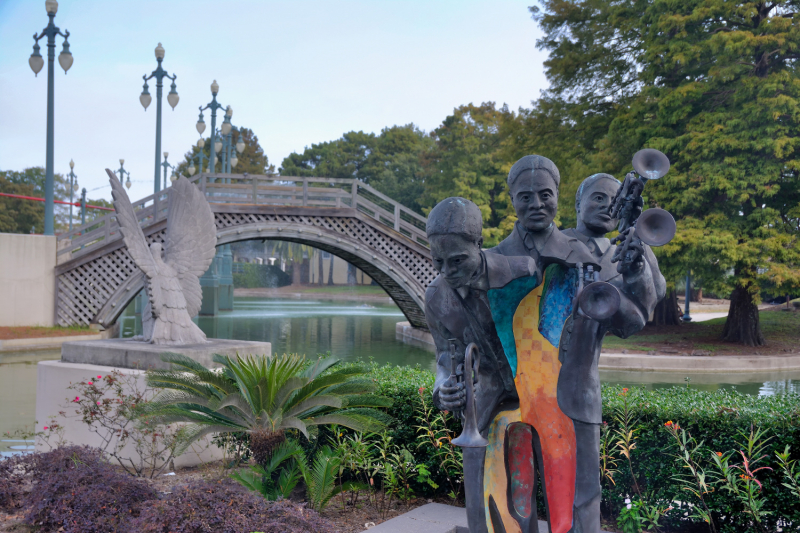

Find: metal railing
56;173;429;260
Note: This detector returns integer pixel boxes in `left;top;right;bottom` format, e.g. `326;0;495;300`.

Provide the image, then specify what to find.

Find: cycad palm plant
138;352;392;461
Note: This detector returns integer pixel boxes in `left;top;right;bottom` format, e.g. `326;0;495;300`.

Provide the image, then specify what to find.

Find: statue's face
429;234;482;289
510;170;559;233
579;179;619;235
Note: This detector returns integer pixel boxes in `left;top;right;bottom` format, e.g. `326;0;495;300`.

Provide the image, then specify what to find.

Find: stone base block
61;338;272;371
35;360;224;469
395;321;435;353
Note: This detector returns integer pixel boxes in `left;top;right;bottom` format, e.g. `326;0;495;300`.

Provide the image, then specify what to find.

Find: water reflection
601;369;800;396
120;297;435;371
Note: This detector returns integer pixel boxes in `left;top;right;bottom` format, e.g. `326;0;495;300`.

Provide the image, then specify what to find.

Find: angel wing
108;169;157;279
164;176;217;318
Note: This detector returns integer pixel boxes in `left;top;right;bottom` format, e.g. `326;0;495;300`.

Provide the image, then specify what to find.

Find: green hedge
232;263;291;289
360;363;800;532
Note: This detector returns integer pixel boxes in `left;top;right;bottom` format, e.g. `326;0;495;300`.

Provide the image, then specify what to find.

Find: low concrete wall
36;360;223;469
0;332;107;352
0;233;56;327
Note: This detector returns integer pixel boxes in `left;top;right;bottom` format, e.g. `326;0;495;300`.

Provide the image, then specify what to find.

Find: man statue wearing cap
557;174;666;533
425;197;538;533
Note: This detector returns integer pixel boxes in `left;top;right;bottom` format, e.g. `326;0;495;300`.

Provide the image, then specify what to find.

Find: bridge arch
54;175;436;330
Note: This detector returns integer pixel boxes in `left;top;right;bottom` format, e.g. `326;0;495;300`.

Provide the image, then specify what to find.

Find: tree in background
280;124;433;215
423;103;517;246
176;127;275;177
530;0;800;343
0;167;76;233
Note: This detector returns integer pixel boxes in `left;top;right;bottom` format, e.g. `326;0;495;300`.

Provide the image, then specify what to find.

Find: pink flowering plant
63;370;195;478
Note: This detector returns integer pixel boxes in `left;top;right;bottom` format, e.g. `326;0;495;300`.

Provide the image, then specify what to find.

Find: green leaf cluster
138;352;393;453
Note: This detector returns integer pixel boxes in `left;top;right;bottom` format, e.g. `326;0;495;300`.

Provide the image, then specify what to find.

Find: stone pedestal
36;338;272;468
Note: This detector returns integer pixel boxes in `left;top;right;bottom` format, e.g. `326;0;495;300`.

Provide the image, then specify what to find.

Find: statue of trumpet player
559;172;666;533
425;197;538;533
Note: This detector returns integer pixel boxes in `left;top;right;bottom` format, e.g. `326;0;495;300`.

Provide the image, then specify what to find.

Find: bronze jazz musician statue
425;152;672;533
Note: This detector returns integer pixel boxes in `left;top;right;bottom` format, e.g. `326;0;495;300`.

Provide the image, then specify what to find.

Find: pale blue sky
0;0;548;202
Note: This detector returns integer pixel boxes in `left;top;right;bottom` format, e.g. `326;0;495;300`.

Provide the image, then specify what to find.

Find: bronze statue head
575;173;621;238
507;155;560;234
426;197;483;289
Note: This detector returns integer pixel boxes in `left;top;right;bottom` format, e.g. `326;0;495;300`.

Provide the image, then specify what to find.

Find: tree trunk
722;285;765;346
291;261;301;287
347;263;357;286
317;251;323;286
691;287;703;303
651;289;682;326
327;254;335;285
301;258;310;285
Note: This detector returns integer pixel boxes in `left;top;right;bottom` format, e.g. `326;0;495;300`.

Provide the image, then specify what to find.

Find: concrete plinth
35;360;223;468
61;338;272;371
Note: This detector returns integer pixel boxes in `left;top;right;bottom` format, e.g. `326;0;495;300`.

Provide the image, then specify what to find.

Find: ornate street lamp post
29;0;74;235
140;43;179;195
187;139;208;177
67;158;76;231
116;159;131;190
196;80;226;177
682;271;693;322
161;152;175;189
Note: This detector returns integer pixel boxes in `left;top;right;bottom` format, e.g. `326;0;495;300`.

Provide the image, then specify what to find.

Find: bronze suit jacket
427;252;537;434
556;229;666;424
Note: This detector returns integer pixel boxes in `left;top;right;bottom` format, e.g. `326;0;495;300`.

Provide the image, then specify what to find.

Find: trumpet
450;342;489;448
577;148;676;318
610;149;676;273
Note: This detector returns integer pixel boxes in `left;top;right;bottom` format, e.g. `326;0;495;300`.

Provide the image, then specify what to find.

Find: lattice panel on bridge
56;230;166;326
214;212;438;289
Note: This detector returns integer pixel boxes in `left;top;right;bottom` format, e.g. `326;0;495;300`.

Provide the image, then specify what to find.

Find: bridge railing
56;173;428;260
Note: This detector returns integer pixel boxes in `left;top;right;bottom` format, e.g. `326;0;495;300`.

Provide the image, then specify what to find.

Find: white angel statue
107;169;217;345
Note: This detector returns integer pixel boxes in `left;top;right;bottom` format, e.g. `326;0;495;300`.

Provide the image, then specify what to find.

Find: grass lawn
603;309;800;355
0;324;94;340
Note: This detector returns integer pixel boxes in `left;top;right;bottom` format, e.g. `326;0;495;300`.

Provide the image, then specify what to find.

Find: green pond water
2;296;799;457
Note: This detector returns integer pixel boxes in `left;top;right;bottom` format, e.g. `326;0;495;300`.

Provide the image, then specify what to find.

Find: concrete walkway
360;503;610;533
0;332;107;352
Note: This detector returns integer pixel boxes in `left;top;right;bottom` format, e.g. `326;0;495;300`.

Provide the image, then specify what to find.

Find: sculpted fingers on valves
439;380;466;410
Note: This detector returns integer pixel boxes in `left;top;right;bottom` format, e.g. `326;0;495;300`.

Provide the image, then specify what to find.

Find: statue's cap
426;197;482;241
508;155;560;189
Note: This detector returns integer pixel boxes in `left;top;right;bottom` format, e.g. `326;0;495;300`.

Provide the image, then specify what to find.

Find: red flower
665;421;673;426
716;452;723;457
418;387;425;394
87;381;93;385
43;426;49;430
97;375;102;379
73;396;80;402
97;401;102;405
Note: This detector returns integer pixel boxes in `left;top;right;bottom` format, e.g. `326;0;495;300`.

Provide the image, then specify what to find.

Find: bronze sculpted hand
611;227;645;274
438;376;466;411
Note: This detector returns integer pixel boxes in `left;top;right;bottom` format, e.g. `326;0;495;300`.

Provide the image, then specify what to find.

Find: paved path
689;312;727;322
361;503;611;533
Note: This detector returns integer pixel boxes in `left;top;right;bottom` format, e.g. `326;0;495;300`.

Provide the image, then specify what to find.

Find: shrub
22;446;157;533
130;478;336;533
357;362;800;530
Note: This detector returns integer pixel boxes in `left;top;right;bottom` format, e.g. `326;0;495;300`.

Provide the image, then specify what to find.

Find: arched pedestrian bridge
55;174;436;330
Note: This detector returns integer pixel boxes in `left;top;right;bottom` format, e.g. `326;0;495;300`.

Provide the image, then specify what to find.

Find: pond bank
394;321;800;373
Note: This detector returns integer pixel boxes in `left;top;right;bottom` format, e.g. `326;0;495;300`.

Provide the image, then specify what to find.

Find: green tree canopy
280;124;433;214
176;127;274;178
0;167;77;233
531;0;800;345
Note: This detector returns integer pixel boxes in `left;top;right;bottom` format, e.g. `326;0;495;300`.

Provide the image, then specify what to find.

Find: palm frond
284;395;344;418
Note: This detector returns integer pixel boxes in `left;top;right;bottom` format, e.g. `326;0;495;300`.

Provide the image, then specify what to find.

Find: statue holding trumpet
426;150;673;533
